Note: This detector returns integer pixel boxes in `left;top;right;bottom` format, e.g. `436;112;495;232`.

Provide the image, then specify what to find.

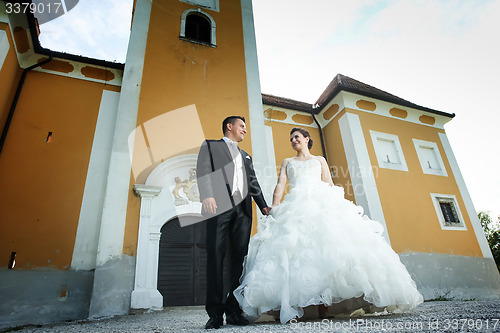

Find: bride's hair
290;127;313;149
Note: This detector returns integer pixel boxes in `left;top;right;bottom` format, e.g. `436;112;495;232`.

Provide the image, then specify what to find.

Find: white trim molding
0;1;8;23
0;29;9;71
430;193;467;231
413;139;448;177
316;91;452;130
339;112;390;244
341;91;452;129
370;130;408;172
33;61;123;87
262;105;318;128
5;6;35;68
438;132;493;258
179;0;219;12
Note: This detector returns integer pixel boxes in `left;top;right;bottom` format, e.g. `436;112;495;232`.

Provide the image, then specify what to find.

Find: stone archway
130;154;202;310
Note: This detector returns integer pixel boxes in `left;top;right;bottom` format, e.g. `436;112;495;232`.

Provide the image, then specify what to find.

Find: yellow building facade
0;0;498;329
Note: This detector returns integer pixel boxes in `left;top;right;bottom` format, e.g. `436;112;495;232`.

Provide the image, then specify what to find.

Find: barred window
439;201;460;226
431;193;466;230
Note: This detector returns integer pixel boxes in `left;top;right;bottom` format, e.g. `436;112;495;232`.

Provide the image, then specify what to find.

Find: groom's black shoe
205;316;223;329
225;312;249;326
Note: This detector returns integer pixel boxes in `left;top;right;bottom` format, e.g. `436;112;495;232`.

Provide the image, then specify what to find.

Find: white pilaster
438;132;493;258
339;112;390;244
94;0;151;267
264;125;278;183
0;2;8;23
131;185;163;309
72;90;120;270
241;0;274;205
89;0;152;318
0;29;9;71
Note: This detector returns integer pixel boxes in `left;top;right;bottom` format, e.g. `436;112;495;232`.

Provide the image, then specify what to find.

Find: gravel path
5;300;500;333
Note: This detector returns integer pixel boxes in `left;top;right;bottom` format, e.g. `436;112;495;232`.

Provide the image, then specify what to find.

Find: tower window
439;201;460;226
180;9;216;47
370;131;408;171
413;139;447;176
185;14;211;43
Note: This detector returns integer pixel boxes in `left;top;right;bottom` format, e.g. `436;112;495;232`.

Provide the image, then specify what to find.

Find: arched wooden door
157;217;231;306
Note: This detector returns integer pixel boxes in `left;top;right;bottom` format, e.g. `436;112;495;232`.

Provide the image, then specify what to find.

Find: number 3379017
5;2;62;14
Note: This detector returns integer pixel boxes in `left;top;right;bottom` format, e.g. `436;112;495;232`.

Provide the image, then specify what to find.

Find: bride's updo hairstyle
290;127;313;149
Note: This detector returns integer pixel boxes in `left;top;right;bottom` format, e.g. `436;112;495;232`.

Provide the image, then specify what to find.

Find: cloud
39;0;132;62
37;0;500;216
254;0;500;216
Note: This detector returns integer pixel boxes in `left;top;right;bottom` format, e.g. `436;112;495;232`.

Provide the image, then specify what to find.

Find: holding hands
261;206;272;216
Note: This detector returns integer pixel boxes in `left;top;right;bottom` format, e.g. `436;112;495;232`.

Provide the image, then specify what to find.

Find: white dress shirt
222;137;245;196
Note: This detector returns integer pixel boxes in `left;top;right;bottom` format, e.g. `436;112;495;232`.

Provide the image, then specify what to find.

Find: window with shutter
370;131;408;171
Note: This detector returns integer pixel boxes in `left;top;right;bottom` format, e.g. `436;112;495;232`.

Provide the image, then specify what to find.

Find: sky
38;0;500;219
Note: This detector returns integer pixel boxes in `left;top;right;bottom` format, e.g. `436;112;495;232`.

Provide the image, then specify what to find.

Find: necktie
228;141;239;159
227;141;243;196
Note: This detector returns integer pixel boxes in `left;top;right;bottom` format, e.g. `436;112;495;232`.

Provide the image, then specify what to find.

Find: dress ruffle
234;159;423;324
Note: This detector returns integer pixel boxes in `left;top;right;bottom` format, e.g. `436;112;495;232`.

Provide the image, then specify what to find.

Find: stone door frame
130;154;202;310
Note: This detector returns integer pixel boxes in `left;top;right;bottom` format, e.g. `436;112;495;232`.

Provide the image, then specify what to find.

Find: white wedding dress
234;159;423;324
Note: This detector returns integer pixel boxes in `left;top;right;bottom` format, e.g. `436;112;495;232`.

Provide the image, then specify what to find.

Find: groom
196;116;271;329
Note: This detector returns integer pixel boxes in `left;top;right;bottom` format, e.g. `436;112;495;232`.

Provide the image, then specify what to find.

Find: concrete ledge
0;269;94;330
88;255;135;319
400;252;500;300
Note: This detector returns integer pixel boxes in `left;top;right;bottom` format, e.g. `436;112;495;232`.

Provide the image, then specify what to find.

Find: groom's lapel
241;150;252;172
217;138;233;162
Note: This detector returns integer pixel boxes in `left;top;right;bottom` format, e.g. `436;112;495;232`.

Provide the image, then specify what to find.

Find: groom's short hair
222;116;245;135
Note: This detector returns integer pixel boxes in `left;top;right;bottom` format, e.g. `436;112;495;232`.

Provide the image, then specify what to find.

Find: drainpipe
312;113;327;161
0;55;53;155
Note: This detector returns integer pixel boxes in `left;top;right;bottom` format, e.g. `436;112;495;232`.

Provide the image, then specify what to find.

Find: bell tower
89;0;272;316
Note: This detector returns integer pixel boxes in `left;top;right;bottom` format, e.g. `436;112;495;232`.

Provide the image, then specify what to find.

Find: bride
234;127;423;324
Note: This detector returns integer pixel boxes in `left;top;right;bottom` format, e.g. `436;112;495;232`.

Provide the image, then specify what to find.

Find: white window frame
370;131;408;171
179;0;219;12
430;193;467;231
413;139;447;176
180;8;217;47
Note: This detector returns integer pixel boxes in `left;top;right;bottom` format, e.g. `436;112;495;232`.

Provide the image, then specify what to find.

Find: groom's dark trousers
205;199;251;316
197;139;267;317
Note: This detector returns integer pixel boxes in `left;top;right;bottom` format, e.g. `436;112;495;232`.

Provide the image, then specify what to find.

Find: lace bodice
286;159;322;186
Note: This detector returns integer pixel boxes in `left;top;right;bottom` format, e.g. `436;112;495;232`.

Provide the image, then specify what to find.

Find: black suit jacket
196;139;267;218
